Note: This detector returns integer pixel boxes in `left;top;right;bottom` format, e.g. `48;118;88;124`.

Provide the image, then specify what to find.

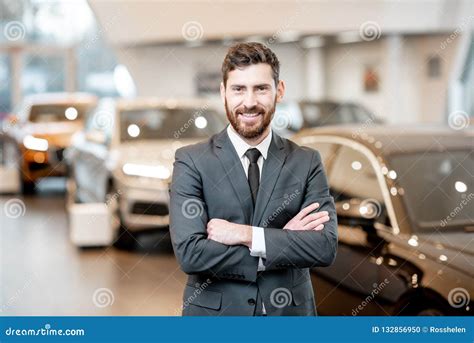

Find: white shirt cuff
249;226;266;258
249;226;266;272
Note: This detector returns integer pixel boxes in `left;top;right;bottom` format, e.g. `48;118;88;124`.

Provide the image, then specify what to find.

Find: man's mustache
235;106;265;115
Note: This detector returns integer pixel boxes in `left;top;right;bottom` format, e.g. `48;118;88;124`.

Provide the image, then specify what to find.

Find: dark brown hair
221;42;280;87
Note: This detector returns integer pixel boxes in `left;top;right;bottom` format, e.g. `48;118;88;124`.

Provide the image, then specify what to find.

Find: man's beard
225;97;276;140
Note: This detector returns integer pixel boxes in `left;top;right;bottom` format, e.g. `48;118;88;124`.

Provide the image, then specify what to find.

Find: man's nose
243;92;257;109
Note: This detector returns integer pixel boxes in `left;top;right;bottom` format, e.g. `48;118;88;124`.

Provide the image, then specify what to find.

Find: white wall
117;33;460;124
325;34;460;123
116;43;306;101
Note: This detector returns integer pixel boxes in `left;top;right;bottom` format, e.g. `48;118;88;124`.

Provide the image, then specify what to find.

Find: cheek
226;95;243;110
258;95;276;110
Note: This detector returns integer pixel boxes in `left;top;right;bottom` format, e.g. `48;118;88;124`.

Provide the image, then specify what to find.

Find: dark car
272;100;384;138
292;125;473;316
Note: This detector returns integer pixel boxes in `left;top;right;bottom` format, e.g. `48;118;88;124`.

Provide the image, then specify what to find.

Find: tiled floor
1;178;186;316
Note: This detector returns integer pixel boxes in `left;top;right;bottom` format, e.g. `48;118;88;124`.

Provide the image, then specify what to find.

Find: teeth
241;113;259;117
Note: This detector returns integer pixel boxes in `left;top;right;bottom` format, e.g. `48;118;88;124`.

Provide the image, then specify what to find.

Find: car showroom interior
0;0;473;317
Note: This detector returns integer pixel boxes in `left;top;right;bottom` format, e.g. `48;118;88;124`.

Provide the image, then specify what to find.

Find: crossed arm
169;148;338;283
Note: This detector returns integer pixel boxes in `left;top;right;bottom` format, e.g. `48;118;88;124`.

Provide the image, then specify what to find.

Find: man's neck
230;126;271;147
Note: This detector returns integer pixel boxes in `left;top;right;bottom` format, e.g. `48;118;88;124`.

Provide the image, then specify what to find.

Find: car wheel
397;295;447;316
21;179;36;194
415;308;445;316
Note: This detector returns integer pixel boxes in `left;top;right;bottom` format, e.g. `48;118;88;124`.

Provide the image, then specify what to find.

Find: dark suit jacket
169;127;338;315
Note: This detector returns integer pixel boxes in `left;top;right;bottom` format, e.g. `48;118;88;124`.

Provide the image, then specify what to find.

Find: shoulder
174;133;217;161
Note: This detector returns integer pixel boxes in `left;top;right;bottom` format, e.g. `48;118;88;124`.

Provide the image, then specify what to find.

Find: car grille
29;162;50;171
131;202;168;216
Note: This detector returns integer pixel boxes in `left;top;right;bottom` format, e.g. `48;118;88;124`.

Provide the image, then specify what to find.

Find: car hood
114;139;203;171
417;231;474;256
23;121;84;148
388;230;474;277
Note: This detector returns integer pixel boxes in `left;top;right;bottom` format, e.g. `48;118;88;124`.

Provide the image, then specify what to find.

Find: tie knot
245;148;261;163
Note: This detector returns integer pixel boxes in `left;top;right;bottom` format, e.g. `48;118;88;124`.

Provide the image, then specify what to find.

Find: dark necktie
244;148;261;207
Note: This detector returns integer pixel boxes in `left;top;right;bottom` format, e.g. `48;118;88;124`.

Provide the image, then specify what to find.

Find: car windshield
388;150;473;231
119;107;225;141
29;104;90;122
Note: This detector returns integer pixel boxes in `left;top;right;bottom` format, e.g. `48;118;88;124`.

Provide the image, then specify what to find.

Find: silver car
292;125;473;315
66;98;226;249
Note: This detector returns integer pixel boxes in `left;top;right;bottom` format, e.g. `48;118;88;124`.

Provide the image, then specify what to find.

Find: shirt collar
226;124;272;160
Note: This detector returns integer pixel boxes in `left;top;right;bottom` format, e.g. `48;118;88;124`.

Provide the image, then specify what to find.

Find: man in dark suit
170;42;338;316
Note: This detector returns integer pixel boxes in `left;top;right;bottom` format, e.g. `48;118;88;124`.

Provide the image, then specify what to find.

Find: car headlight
122;163;171;180
23;135;49;152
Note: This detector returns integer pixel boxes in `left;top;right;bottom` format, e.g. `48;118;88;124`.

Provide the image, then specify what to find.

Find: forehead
227;63;274;85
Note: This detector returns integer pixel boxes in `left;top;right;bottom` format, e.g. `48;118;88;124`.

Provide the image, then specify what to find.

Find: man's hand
207;219;252;247
284;202;329;231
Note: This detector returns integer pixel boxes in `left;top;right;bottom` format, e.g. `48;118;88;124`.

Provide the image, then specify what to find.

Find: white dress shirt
226;124;269;272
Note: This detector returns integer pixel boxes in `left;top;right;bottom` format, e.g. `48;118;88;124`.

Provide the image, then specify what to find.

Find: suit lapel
214;128;254;224
213;127;288;227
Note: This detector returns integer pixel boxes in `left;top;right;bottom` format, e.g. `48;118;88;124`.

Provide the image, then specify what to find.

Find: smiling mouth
239;113;262;118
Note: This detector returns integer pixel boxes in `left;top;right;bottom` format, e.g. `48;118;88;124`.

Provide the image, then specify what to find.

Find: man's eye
257;87;268;92
233;87;242;92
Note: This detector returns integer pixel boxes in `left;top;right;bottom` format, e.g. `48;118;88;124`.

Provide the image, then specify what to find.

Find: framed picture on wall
364;66;380;92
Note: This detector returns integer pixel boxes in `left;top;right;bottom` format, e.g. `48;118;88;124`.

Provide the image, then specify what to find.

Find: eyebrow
229;83;272;88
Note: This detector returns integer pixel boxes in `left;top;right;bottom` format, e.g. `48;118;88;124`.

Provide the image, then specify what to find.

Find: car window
388;150;473;231
305;142;337;171
119;107;225;141
29;103;91;122
329;145;384;204
350;104;374;123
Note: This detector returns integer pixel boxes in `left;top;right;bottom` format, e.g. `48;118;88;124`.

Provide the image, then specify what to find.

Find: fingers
303;214;329;230
300;211;329;227
313;224;324;231
294;202;319;220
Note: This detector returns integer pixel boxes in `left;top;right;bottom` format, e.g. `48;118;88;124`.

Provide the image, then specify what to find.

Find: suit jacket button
248;298;256;306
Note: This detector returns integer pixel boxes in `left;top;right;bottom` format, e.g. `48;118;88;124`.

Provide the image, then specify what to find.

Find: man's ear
276;80;286;103
220;82;226;104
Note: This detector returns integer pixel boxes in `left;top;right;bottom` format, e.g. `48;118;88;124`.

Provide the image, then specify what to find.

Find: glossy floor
1;178;186;316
